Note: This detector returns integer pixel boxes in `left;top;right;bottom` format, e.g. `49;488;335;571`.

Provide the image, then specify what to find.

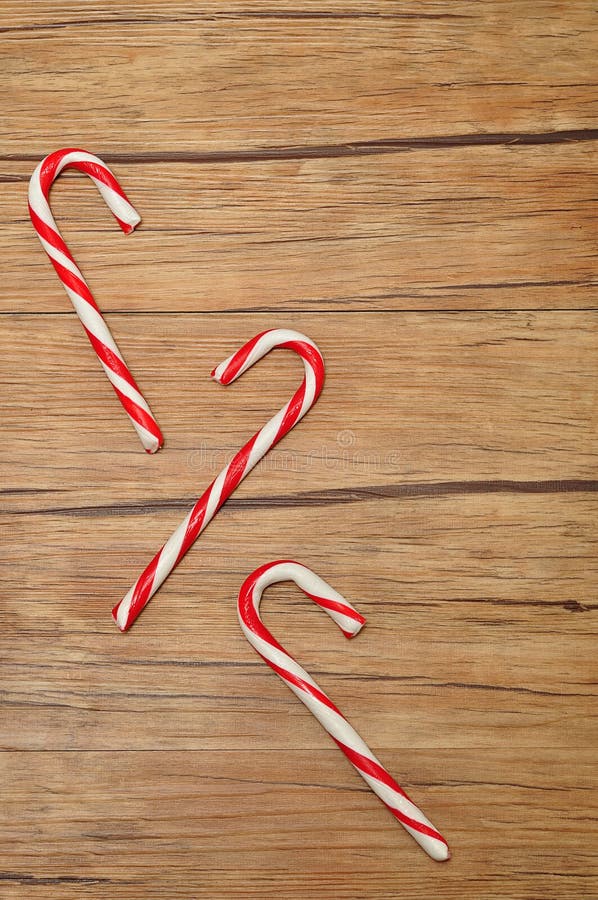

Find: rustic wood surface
1;2;597;898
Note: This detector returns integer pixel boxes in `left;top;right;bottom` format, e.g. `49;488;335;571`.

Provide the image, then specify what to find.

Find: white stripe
129;419;161;454
36;234;83;280
115;590;134;630
28;162;56;231
239;624;323;693
356;768;436;827
54;284;159;447
117;510;194;627
245;407;288;471
204;469;228;523
103;367;151;414
239;350;318;473
325;608;363;635
92;179;140;230
252;562;363;634
299;364;317;417
154;511;194;588
61;286;124;357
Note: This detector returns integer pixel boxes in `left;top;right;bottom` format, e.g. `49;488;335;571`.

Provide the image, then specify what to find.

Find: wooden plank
1;312;596;506
2;489;596;750
1;749;596;899
6;145;596;314
2;2;597;158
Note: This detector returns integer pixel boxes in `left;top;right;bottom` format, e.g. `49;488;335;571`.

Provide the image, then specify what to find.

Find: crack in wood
2;129;597;166
6;479;597;518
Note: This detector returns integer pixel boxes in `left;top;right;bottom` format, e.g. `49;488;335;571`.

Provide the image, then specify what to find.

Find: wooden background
2;2;597;897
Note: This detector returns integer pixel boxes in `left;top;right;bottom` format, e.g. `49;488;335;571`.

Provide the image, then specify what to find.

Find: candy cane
28;148;163;453
237;560;450;862
112;328;325;631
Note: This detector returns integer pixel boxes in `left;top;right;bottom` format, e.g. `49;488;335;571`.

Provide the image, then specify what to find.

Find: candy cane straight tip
28;148;164;454
237;560;450;863
112;329;325;632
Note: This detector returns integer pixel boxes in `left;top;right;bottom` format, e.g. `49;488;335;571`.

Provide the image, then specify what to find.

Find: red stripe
385;806;448;846
38;149;71;194
238;562;363;632
68;158;129;201
28;205;76;264
238;585;289;658
130;553;161;612
112;551;162;630
177;443;260;565
110;384;162;443
176;496;210;564
38;232;146;394
303;590;366;628
236;561;297;618
219;330;271;384
280;340;326;395
237;579;345;717
259;653;344;717
274;382;305;444
238;561;293;593
113;215;135;235
332;738;447;846
49;257;100;311
82;327;143;392
38;149;129;202
46;268;158;419
222;435;257;496
332;739;410;800
237;567;363;653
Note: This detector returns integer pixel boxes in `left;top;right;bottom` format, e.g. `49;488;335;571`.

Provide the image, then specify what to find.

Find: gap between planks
2;128;598;165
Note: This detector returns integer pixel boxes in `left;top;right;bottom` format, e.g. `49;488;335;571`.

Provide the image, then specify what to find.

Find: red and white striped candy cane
112;329;325;631
238;560;450;862
28;148;163;453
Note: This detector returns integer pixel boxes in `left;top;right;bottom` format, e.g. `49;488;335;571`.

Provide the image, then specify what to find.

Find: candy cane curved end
112;330;325;632
237;560;450;863
28;148;163;454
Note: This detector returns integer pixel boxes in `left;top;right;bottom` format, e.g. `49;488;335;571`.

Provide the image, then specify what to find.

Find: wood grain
1;1;597;898
2;312;596;502
1;750;596;899
3;144;597;313
2;489;597;753
1;1;597;156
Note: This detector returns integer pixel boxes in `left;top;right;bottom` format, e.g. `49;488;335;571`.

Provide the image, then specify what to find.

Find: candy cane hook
238;560;450;862
113;329;325;631
28;148;163;453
